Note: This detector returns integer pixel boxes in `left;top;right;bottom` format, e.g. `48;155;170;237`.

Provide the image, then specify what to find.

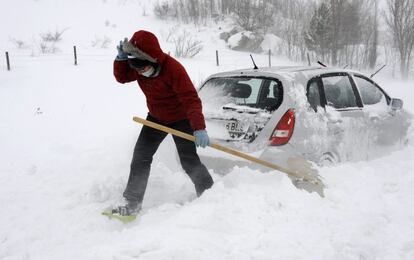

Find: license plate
225;121;244;133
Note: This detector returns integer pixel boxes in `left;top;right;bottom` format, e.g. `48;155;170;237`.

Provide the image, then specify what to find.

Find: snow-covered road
1;0;414;258
1;52;414;260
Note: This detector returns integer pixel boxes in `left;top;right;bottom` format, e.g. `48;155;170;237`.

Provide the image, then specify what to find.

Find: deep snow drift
1;0;414;259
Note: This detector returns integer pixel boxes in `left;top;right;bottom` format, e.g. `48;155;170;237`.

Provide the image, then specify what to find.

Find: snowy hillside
1;0;414;259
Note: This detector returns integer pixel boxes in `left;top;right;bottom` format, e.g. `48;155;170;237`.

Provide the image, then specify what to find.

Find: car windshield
199;77;283;112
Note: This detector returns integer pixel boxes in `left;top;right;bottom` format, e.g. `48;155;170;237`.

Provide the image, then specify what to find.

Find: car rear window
199;77;283;111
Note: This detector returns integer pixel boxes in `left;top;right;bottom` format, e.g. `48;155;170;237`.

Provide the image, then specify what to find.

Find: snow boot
102;201;142;223
112;202;141;216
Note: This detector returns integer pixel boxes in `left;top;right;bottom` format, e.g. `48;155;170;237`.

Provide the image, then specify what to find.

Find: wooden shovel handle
133;116;317;183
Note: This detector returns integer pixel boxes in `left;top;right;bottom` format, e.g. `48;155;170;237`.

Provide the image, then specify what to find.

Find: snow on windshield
199;80;234;115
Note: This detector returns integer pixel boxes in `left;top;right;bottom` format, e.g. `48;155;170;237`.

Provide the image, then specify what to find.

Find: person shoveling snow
105;30;214;220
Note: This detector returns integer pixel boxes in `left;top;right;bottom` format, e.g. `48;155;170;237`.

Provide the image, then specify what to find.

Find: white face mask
141;66;155;77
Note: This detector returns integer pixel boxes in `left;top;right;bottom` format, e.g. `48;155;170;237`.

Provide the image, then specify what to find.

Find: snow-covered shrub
153;1;174;20
220;27;240;43
91;36;112;49
219;31;231;42
39;41;59;54
38;28;67;54
227;31;263;53
40;28;67;43
9;38;29;49
171;31;203;58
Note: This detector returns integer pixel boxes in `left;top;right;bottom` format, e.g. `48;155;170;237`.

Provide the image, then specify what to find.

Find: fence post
268;49;272;67
307;52;311;66
73;46;77;66
216;50;219;66
5;51;10;71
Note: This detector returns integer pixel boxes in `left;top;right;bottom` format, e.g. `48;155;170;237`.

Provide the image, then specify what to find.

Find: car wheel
318;152;338;167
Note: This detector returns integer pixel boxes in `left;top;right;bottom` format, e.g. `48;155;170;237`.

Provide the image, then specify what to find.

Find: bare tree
267;0;315;62
385;0;414;79
305;2;332;61
232;0;275;33
368;0;379;69
329;0;345;66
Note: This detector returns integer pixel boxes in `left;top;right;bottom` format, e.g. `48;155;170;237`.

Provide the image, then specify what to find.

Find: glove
194;130;210;148
116;38;128;60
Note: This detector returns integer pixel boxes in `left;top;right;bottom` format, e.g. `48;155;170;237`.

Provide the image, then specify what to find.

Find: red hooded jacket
113;30;206;130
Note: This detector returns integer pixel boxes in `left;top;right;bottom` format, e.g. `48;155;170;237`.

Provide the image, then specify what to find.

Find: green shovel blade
102;210;137;223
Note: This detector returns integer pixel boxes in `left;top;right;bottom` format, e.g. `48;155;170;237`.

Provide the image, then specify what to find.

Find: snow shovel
133;116;325;197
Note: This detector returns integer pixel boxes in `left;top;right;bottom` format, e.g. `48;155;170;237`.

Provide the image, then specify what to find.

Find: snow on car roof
205;65;363;81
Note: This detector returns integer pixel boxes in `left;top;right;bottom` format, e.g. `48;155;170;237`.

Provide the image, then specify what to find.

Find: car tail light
269;109;295;146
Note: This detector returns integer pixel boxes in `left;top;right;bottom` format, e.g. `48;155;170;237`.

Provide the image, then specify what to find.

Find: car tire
318;152;339;167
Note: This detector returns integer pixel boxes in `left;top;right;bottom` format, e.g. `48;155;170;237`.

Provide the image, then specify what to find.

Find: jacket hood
122;30;166;65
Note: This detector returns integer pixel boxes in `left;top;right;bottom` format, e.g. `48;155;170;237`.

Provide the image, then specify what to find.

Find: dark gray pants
123;114;214;204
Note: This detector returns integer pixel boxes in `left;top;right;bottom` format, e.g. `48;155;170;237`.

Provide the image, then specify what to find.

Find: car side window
307;79;321;112
322;75;358;109
267;81;278;98
258;79;283;111
353;75;388;108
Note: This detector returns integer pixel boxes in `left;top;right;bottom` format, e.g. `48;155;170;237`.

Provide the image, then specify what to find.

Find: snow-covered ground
1;1;414;259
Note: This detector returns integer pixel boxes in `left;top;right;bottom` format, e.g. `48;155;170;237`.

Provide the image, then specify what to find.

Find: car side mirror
390;98;403;111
